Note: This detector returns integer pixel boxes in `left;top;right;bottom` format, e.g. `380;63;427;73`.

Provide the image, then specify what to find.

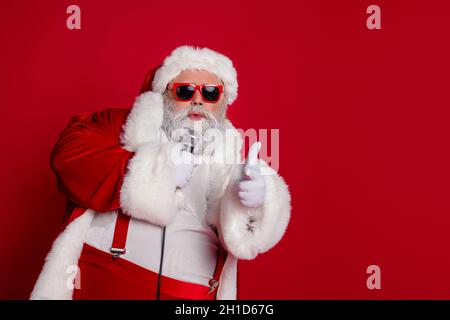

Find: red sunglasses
170;82;224;103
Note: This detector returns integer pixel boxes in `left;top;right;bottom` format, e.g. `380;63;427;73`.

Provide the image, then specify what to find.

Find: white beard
161;94;227;156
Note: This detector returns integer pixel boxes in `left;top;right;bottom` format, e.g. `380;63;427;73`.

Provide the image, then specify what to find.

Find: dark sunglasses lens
202;86;221;102
176;85;195;100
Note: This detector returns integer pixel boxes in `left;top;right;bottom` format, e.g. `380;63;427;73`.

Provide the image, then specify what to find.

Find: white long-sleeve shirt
84;161;219;287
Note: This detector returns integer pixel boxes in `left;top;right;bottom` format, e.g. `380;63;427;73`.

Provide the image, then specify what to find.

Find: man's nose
191;89;203;106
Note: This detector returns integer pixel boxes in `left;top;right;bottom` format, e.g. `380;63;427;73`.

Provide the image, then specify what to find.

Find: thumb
244;142;262;179
246;141;262;167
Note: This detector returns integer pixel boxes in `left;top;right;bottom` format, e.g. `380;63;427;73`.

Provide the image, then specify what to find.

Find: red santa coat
31;91;292;300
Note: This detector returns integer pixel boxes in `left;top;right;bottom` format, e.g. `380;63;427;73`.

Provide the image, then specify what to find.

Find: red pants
73;243;217;300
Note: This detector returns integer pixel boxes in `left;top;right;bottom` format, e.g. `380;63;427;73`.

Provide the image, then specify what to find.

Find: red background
1;0;450;299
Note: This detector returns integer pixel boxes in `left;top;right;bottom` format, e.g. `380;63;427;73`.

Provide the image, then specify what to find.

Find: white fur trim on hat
152;45;238;105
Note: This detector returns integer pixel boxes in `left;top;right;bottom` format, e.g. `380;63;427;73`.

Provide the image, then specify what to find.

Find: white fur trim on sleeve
119;141;179;226
219;161;291;260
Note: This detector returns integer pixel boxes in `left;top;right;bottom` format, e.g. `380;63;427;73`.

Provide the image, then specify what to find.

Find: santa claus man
31;45;291;300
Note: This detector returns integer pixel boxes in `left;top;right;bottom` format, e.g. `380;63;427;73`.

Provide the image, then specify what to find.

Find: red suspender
208;245;228;297
110;208;227;298
110;208;131;258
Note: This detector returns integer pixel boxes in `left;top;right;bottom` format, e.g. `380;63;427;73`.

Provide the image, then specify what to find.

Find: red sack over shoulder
50;108;134;220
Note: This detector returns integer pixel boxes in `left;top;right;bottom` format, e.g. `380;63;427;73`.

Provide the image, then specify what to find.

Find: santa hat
140;46;238;105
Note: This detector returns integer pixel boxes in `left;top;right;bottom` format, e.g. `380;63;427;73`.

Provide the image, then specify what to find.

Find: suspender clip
208;279;219;294
110;247;126;259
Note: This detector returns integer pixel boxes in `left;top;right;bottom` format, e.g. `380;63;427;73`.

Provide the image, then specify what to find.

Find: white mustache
176;106;214;122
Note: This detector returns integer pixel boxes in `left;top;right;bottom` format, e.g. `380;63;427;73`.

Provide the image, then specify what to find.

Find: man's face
162;69;228;143
167;69;225;119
